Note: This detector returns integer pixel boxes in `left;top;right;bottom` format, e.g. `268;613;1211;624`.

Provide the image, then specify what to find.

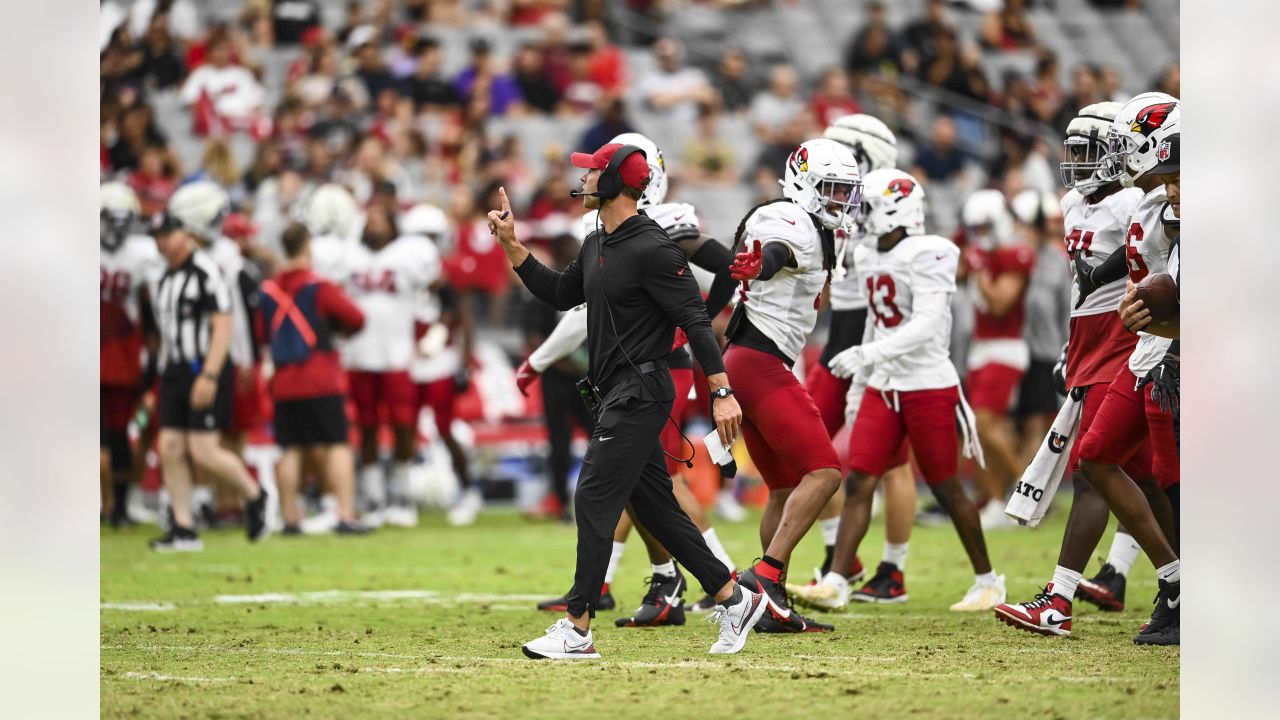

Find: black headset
595;144;649;200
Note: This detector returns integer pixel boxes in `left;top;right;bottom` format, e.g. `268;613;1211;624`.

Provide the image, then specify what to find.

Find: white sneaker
789;572;849;612
713;490;747;523
521;619;600;660
950;574;1007;612
383;504;420;528
708;588;768;654
361;507;386;529
301;506;339;535
979;501;1017;530
447;488;483;527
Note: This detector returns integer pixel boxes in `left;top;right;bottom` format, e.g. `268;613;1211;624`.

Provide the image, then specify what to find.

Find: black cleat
335;521;372;535
737;565;820;633
281;524;302;537
537;588;616;613
688;594;719;613
1077;563;1127;611
1134;579;1179;646
245;488;271;542
615;569;687;627
852;562;909;604
149;526;203;553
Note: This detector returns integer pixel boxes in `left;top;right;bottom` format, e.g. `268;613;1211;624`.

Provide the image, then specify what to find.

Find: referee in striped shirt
148;183;270;551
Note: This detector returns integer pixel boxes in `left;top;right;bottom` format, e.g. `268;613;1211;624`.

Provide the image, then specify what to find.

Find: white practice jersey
1125;187;1174;376
339;235;441;371
310;233;352;282
854;234;961;391
408;234;459;383
1061;187;1143;316
829;227;869;311
208;237;257;367
101;234;164;327
739;201;829;362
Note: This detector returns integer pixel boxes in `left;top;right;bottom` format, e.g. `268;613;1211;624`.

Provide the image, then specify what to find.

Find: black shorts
274;395;349;447
820;308;869;366
1015;359;1061;419
159;365;233;431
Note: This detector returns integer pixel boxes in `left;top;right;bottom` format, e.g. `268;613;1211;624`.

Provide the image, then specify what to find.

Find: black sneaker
149;526;203;553
737;565;810;633
851;562;909;604
688;593;719;613
1076;563;1126;611
536;588;616;612
245;488;271;542
335;521;372;535
281;524;302;537
615;569;687;627
1134;579;1179;646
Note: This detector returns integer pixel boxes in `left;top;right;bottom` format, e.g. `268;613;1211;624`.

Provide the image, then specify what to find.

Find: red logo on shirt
783;218;796;225
677;267;686;276
673;214;686;222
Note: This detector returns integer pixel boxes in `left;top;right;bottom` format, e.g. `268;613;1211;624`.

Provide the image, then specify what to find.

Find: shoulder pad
647;202;700;240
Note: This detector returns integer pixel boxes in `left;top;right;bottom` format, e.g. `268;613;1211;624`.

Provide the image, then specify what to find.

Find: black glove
720;457;737;480
1051;341;1068;397
1136;353;1179;419
1072;254;1100;310
453;365;471;394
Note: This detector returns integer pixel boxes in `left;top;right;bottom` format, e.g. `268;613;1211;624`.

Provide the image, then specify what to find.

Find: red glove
514;359;539;396
729;240;763;281
671;327;688;352
963;247;987;275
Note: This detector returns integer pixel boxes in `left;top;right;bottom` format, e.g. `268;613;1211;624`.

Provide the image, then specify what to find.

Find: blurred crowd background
99;0;1179;522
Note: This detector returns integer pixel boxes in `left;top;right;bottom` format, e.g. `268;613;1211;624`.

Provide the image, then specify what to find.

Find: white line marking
119;671;233;683
101;603;176;612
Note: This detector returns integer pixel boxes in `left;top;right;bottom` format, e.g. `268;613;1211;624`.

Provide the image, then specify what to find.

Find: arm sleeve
859;291;950;365
513;252;586;311
688;238;737;318
755;241;793;282
317;282;366;333
646;242;725;376
528;305;588;372
1090;244;1130;286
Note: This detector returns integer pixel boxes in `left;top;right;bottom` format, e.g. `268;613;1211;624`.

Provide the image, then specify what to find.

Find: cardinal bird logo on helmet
790;146;809;173
883;178;916;200
1131;102;1177;136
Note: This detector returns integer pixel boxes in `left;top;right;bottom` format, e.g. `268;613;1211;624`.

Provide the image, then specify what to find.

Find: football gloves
1136;352;1179;420
827;346;869;379
1072;254;1101;309
514;359;539;396
1051;342;1068;397
729;240;763;281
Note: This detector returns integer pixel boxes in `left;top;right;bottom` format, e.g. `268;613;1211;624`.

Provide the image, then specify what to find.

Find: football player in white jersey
100;181;165;526
996;93;1181;646
338;202;442;527
523;133;742;623
303;184;362;282
791;113;918;599
726;138;862;633
796;169;1005;613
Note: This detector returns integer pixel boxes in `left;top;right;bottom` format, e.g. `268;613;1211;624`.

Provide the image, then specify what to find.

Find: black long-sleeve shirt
514;214;726;388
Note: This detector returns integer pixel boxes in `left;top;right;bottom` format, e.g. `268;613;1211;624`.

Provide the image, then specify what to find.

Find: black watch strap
712;387;734;400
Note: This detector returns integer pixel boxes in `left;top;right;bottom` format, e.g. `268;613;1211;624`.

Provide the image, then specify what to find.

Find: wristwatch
711;387;735;401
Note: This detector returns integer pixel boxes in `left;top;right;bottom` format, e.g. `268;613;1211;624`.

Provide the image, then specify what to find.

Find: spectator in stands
1027;51;1063;124
578;99;635;154
402;37;459;113
454;37;524;117
1098;64;1126;102
272;0;322;46
1053;65;1102;133
129;144;179;215
924;32;991;105
637;37;716;124
444;182;514;326
684;102;738;186
184;138;244;205
1155;62;1179;97
750;63;805;144
524;156;579;246
999;69;1033;121
845;1;904;77
180;28;267;134
509;0;569;26
562;41;606;115
809;67;861;128
981;0;1037;51
712;47;754;113
583;20;627;96
138;10;185;90
751;111;809;197
513;42;561;114
128;0;202;47
335;1;365;46
537;13;574;95
910;115;969;186
901;0;953;73
386;26;425;80
352;31;397;100
107;104;170;173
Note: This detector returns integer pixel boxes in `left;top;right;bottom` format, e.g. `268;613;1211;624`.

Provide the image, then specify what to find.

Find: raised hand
729;240;763;281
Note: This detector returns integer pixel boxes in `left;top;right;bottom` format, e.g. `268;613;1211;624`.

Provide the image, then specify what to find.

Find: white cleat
789;572;849;612
301;509;339;535
950;574;1007;612
383;505;420;528
713;490;747;523
708;588;769;654
447;488;483;527
521;619;601;660
360;508;386;530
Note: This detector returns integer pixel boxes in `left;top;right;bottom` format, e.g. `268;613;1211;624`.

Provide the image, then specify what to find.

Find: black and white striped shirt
153;249;232;372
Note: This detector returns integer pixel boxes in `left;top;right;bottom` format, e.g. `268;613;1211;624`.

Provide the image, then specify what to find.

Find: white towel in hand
1005;390;1085;527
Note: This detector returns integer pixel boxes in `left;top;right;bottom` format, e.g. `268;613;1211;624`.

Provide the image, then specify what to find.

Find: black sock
1164;484;1180;543
820;545;834;576
112;481;129;516
571;624;589;637
762;555;785;572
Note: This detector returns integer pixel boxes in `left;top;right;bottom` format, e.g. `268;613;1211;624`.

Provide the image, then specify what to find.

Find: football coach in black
490;143;768;659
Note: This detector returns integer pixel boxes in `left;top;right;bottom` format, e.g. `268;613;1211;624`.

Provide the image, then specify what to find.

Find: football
1135;272;1179;326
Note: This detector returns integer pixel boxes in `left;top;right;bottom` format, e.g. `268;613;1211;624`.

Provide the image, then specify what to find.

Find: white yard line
100;603;176;612
118;671;233;683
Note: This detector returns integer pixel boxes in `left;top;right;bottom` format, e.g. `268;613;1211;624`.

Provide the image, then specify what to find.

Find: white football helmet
1098;92;1180;187
961;189;1013;250
610;132;667;208
304;184;361;239
781;138;864;233
1060;101;1122;196
1010;188;1059;228
859;168;926;237
101;181;140;249
165;181;230;242
823;114;898;174
400;203;449;240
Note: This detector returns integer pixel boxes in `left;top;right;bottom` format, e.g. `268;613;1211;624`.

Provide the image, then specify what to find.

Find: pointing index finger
499;186;511;214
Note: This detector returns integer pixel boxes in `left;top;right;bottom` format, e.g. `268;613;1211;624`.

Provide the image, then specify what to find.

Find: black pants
565;371;731;618
542;370;595;508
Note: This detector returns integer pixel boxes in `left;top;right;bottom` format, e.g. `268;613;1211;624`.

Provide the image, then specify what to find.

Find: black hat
1152;133;1179;175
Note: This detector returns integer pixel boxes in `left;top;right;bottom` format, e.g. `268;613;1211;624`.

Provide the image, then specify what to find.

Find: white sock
1155;559;1180;584
882;542;908;570
651;560;676;578
191;485;213;511
702;528;735;573
820;517;840;546
1106;532;1142;577
359;464;385;508
604;541;625;585
390;462;412;506
1050;565;1083;599
975;571;998;587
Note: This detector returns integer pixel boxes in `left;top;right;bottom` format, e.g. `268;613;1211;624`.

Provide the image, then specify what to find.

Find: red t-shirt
810;95;861;129
261;269;366;401
970;244;1035;340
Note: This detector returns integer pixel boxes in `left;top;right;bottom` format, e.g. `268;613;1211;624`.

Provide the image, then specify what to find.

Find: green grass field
101;505;1178;719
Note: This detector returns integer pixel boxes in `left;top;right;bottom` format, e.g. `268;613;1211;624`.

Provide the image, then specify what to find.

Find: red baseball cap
569;143;650;190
